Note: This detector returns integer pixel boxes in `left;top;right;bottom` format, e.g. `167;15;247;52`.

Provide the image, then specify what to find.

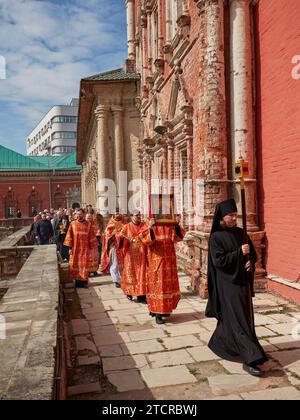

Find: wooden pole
235;156;255;332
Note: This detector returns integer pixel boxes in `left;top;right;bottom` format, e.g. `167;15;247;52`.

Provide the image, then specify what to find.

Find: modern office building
27;98;79;156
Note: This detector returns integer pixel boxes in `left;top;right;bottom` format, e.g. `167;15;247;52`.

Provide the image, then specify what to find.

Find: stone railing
0;246;33;279
0;244;59;400
0;227;13;242
0;226;32;249
0;227;33;280
0;218;33;230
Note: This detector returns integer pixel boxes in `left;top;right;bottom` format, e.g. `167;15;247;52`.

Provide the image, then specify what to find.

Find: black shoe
155;315;165;325
149;312;155;317
136;295;147;304
127;295;133;301
75;280;88;289
162;314;170;318
115;282;121;288
243;363;262;377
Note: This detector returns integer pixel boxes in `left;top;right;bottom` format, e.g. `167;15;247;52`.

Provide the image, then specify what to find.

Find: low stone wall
0;226;32;249
0;227;33;280
0;218;33;229
0;227;14;242
0;245;59;400
0;247;32;280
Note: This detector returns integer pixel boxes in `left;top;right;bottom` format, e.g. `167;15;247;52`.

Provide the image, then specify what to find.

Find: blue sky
0;0;127;154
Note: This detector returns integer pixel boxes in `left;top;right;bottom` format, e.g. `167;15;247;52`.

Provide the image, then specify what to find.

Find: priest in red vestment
64;208;98;288
119;210;149;303
99;210;127;287
138;216;185;324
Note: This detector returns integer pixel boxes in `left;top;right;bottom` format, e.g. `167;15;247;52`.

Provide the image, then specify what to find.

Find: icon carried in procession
150;194;177;225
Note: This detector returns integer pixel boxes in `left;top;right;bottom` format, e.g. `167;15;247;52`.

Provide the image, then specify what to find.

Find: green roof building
0;145;80;172
0;145;81;218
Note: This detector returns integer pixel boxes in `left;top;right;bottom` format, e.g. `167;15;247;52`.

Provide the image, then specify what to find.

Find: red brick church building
0;145;81;218
124;0;300;301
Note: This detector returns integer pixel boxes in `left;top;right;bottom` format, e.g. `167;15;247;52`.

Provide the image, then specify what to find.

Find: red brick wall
255;0;300;281
138;1;203;198
0;172;81;218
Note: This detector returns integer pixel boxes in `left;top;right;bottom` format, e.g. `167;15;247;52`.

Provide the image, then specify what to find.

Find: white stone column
157;0;163;59
151;11;156;66
126;0;135;60
112;105;125;189
141;9;148;77
162;140;168;194
186;136;194;230
166;0;173;44
229;0;257;230
167;137;174;185
81;163;86;208
95;105;109;210
146;7;152;69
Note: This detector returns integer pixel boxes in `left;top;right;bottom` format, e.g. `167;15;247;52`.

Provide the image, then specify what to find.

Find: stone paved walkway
67;273;300;400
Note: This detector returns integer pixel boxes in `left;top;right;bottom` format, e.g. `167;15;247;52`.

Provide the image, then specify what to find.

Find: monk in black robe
206;199;268;376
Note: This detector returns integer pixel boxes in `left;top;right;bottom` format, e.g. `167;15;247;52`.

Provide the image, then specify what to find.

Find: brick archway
28;190;42;216
53;192;66;209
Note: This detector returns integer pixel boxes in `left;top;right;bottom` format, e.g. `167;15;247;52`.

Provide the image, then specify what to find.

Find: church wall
254;0;300;282
0;173;81;218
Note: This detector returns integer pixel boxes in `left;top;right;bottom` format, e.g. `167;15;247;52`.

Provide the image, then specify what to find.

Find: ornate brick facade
77;0;300;301
128;0;282;297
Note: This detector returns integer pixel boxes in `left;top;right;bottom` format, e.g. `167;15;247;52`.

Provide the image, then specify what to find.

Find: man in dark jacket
54;210;70;260
36;212;53;245
206;198;268;377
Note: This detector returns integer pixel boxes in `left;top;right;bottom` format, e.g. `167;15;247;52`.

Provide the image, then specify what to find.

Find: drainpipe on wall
48;169;54;209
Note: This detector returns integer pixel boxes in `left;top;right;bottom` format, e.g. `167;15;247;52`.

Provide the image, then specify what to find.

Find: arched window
53;192;65;210
28;190;42;216
4;190;18;218
166;0;188;44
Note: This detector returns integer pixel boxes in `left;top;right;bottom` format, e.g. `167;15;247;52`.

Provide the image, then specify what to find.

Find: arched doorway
28;189;42;216
53;192;65;209
66;186;81;209
71;202;80;210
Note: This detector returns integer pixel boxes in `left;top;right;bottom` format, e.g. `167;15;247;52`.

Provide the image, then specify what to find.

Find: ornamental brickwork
128;0;267;297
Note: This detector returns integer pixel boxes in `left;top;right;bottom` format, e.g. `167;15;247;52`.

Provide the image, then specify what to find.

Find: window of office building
52;115;77;124
52;146;76;154
52;131;77;140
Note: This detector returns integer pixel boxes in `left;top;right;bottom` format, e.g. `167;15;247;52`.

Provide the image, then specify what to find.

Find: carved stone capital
145;0;152;14
111;105;123;114
194;0;222;12
141;10;147;27
177;14;191;29
143;138;156;148
154;58;165;75
146;74;154;89
95;105;109;120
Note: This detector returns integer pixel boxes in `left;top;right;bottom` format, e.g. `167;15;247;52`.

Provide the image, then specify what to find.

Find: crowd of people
29;205;184;326
28;199;268;376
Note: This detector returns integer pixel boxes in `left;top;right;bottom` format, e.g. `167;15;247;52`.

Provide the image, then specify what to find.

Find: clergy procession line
33;199;271;377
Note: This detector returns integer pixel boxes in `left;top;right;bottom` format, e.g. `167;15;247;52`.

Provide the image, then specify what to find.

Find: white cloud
0;0;127;152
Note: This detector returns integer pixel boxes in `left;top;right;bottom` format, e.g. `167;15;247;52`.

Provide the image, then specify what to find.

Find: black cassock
205;227;268;365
